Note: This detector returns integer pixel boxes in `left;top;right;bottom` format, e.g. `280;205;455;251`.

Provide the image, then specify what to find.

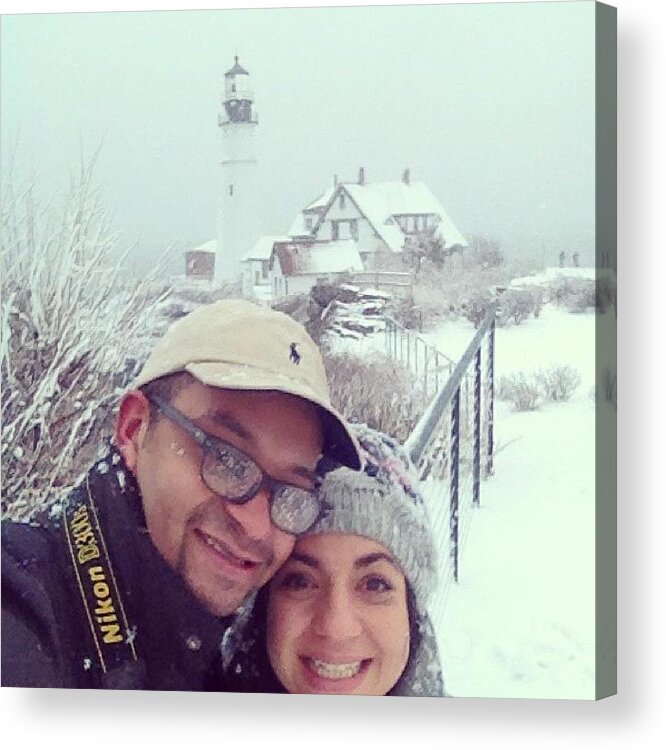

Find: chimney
402;167;410;185
358;167;365;186
333;174;338;188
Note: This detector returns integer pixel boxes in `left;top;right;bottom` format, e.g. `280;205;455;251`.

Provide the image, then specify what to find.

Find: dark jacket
1;447;238;690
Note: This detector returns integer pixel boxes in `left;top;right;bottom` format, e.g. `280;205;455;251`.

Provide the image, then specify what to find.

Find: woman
225;424;445;697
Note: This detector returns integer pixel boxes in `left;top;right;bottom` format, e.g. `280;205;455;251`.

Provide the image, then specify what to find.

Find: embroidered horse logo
289;343;301;365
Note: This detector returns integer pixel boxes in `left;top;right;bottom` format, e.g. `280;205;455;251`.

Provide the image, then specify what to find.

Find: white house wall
315;190;389;255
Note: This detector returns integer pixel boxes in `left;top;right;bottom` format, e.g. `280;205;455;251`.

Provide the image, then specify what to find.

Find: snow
333;300;611;699
191;239;217;253
304;240;363;274
242;235;290;262
510;265;614;287
421;304;611;699
346;180;468;251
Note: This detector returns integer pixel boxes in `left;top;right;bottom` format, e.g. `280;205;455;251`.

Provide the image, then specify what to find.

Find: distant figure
559;250;566;268
572;251;580;267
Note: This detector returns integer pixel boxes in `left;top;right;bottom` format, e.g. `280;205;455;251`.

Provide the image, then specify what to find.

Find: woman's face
267;532;410;695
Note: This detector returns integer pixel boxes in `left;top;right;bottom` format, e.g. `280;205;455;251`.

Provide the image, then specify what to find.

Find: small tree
1;157;170;520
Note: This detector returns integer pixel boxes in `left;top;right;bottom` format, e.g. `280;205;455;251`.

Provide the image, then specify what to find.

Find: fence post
450;387;461;583
473;347;482;506
486;318;496;477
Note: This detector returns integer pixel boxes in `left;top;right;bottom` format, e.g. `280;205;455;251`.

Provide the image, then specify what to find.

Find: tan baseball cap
133;299;361;470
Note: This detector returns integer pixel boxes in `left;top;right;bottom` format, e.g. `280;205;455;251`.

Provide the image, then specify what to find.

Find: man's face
120;381;323;617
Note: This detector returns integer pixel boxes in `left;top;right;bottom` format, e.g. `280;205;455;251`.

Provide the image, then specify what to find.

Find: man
1;299;361;690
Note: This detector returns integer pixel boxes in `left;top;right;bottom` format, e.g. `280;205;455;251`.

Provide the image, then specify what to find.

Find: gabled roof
342;181;468;251
242;235;291;261
288;185;335;236
273;240;363;277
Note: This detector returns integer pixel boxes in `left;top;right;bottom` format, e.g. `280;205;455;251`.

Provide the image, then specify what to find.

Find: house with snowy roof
241;235;291;302
269;239;363;301
288;167;468;267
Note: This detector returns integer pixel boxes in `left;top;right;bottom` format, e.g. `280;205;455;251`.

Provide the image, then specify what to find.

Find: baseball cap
133;299;361;470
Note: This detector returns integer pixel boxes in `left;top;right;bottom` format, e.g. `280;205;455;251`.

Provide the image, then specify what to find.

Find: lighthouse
216;56;259;283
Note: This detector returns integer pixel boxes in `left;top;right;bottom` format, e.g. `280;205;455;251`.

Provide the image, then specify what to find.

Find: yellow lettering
88;566;105;582
78;543;100;564
95;598;115;616
101;623;123;644
93;581;110;599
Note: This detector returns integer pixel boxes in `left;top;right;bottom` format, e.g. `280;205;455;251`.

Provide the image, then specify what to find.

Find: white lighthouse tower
216;56;259;283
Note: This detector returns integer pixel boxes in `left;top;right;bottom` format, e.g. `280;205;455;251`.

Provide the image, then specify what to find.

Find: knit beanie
311;423;438;616
309;425;445;696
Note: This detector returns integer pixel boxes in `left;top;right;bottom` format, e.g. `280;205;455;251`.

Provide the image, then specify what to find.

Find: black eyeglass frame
146;393;335;535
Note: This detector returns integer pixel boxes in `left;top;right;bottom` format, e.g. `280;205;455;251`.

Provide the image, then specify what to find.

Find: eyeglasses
146;394;334;535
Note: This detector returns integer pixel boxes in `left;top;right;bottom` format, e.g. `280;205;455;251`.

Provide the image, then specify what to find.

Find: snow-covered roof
289;185;336;237
274;240;363;277
191;239;217;253
242;235;291;261
342;181;468;252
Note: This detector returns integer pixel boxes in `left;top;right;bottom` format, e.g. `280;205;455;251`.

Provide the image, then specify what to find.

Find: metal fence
384;318;456;403
404;308;496;624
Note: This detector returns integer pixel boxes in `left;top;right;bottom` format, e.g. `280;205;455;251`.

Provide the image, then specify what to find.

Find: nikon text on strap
62;474;139;678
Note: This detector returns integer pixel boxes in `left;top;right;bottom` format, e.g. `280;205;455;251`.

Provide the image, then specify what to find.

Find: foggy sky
1;2;596;271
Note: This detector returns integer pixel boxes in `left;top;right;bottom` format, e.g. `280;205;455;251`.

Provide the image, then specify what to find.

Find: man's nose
312;588;363;641
222;486;273;542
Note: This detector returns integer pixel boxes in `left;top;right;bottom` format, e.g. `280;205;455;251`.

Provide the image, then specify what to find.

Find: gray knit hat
309;423;445;697
312;423;438;615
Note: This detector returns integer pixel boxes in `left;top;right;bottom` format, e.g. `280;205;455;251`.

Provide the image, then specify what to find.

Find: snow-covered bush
497;372;541;411
548;277;596;313
497;288;543;325
323;351;425;442
463;288;496;328
1;162;170;520
535;365;582;402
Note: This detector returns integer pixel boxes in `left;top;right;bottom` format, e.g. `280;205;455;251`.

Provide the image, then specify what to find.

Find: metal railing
384;317;456;403
404;308;496;624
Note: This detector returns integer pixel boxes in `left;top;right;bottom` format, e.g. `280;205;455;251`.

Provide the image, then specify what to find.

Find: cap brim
186;361;362;471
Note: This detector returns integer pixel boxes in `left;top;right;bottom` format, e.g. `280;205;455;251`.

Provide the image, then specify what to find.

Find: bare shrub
548;277;596;313
463;288;496;328
1;159;170;520
323;351;425;442
535;365;582;402
497;372;541;411
497;288;542;325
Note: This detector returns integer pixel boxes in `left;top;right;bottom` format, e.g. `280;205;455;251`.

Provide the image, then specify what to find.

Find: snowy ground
328;296;611;699
423;304;610;700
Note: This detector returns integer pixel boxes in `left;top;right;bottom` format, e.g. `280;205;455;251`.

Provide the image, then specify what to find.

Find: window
350;219;359;241
305;216;313;230
255;271;260;285
261;260;269;278
339;192;346;210
229;184;234;197
331;221;339;241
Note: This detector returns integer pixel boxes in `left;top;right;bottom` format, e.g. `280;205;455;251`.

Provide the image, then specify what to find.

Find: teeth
202;533;249;566
309;658;363;680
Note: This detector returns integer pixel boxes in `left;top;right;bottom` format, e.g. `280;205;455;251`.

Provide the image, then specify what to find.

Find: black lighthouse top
225;55;249;77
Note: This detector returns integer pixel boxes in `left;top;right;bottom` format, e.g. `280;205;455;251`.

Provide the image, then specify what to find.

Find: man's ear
114;390;151;473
